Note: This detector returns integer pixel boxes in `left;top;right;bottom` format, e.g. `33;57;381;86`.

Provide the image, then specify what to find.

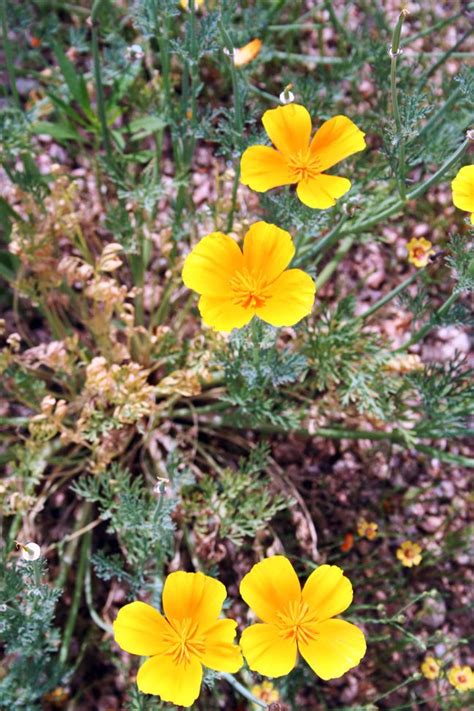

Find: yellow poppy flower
233;39;262;67
113;571;242;707
357;517;378;541
240;104;366;209
239;556;366;680
182;221;315;332
448;665;474;691
396;540;422;568
451;165;474;224
421;655;440;680
406;237;435;268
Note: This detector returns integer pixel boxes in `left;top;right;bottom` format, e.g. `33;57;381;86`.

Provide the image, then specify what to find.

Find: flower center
413;248;426;260
458;674;467;684
229;267;267;309
287;149;322;182
275;599;318;644
166;617;206;664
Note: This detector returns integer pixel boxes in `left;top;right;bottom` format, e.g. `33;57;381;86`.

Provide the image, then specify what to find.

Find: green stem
395;291;458;352
91;2;113;165
220;673;267;709
59;528;91;665
390;11;408;201
56;502;93;590
341;137;470;236
294;214;348;266
37;0;90;15
315;235;354;289
400;9;464;46
266;50;343;65
1;0;20;108
192;417;474;467
415;87;462;143
372;674;418;704
360;269;422;321
418;26;474;90
220;21;244;233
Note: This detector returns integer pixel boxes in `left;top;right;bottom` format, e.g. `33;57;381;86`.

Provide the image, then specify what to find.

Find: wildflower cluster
0;1;473;710
113;558;366;706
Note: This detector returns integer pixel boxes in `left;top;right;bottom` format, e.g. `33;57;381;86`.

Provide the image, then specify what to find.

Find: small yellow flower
233;39;262;67
240;104;366;209
451;164;474;224
182;221;315;331
447;665;474;692
251;680;280;707
239;556;366;680
406;237;435;268
396;540;422;568
357;518;378;541
113;571;242;707
421;655;440;680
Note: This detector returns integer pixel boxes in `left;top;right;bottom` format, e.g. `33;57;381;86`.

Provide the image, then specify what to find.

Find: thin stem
220;673;267;709
360;269;422;321
265;50;343;65
341;137;470;236
294;214;348;266
315;235;354;289
417;26;474;90
372;674;418;704
1;0;21;108
91;2;113;165
220;21;244;233
415;86;462;142
390;11;408;200
59;528;91;665
395;291;458;352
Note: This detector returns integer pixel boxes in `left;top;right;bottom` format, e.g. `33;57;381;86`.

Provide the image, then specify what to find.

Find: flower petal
162;571;226;627
310;115;366;172
301;565;353;621
239;556;301;625
113;601;171;656
201;618;243;672
240;146;296;191
256;269;315;327
240;623;297;677
198;294;253;331
182;232;243;296
137;653;203;706
451;165;474;212
243;221;295;284
262;104;312;156
298;618;366;680
296;174;351;209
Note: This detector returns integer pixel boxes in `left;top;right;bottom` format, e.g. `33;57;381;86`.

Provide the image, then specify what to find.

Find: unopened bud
16;541;41;561
279;84;295;105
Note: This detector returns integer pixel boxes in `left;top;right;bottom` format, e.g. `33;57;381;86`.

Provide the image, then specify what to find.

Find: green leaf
129;115;168;140
52;41;93;116
0;251;20;281
31;121;82;142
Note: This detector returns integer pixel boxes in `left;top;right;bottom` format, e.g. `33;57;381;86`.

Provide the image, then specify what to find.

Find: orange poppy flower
182;221;315;332
240;104;366;209
233;39;262;67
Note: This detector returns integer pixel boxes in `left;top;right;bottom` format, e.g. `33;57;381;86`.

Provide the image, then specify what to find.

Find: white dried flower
279;87;295;105
125;44;144;61
19;542;41;561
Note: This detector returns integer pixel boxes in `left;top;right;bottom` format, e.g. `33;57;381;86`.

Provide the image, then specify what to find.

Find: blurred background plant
0;0;473;709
